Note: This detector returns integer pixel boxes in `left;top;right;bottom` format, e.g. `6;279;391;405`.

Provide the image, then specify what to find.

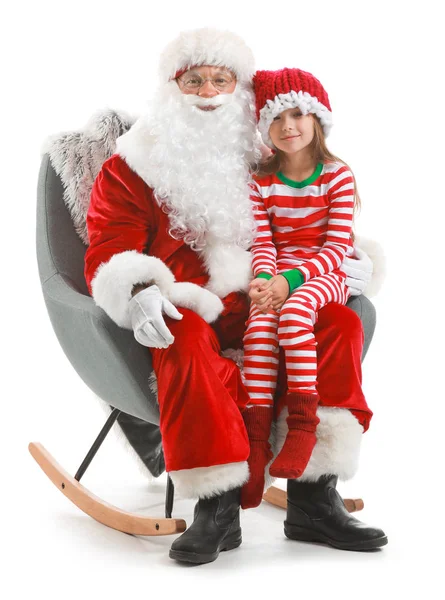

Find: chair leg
165;475;175;519
75;408;121;481
263;485;364;513
29;408;187;536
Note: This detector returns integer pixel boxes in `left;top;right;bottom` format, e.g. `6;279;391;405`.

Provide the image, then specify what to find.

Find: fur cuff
274;407;363;481
167;282;224;323
91;250;175;328
355;235;386;298
169;461;249;499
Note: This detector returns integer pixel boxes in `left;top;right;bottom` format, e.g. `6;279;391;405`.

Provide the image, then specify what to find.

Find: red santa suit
84;151;371;498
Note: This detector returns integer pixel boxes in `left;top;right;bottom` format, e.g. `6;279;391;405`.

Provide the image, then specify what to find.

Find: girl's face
269;107;315;154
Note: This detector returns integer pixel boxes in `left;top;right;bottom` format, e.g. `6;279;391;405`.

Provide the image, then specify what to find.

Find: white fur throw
42;109;136;244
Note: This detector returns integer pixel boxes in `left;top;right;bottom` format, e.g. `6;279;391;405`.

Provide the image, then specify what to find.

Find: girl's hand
267;275;290;311
249;278;273;313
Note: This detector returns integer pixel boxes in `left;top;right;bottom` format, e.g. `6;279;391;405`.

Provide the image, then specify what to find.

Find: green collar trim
277;163;323;188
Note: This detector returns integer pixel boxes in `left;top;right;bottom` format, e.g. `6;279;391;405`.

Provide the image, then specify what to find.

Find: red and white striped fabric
250;161;355;279
243;161;355;406
243;272;350;404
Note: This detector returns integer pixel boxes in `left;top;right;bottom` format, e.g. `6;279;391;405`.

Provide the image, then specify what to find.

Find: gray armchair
29;153;376;535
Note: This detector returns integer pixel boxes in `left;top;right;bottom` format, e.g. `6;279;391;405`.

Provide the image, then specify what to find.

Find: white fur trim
148;371;158;398
43;109;136;245
355;236;386;298
115;117;158;191
258;91;333;148
159;28;255;84
202;244;253;298
167;282;224;323
169;461;249;499
274;406;363;481
221;348;244;370
91;251;175;328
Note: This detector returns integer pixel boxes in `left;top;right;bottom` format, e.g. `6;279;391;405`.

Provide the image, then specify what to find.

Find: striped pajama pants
243;271;351;405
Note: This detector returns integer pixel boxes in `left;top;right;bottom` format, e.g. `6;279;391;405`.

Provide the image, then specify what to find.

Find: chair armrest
346;295;376;360
42;272;160;424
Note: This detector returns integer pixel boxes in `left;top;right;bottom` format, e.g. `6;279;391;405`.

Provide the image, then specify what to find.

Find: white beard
136;81;260;251
115;80;262;297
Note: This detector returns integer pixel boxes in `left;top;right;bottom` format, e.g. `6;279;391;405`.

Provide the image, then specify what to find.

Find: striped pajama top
250;161;355;282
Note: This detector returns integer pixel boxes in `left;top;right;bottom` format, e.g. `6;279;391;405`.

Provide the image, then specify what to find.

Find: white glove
128;285;183;349
342;247;373;296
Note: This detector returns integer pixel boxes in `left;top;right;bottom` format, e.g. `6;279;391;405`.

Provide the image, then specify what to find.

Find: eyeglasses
177;74;235;92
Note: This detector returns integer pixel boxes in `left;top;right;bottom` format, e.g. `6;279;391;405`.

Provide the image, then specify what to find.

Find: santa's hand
342;247;373;296
128;285;182;348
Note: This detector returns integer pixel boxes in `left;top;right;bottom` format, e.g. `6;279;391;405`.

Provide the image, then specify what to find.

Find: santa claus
84;28;386;564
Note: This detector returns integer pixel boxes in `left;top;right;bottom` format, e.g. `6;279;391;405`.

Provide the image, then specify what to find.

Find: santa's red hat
159;28;255;84
253;68;333;148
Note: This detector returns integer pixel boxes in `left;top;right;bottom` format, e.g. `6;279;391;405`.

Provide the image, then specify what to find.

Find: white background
2;0;444;597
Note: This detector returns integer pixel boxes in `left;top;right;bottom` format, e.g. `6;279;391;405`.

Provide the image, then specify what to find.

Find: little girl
243;68;358;485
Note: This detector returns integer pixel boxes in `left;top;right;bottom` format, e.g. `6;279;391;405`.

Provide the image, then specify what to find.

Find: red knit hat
253;68;333;148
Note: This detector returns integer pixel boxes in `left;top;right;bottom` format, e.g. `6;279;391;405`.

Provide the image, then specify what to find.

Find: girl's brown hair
256;115;361;220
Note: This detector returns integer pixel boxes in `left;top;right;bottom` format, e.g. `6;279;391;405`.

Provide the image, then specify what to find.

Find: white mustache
182;93;234;107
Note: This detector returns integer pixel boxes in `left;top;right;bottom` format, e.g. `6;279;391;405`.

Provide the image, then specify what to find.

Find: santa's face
175;65;237;110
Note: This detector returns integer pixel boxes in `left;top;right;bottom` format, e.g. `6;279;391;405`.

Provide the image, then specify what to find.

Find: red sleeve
84;154;153;294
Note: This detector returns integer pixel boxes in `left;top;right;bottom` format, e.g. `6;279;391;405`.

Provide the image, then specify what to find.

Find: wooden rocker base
29;442;187;536
263;485;364;513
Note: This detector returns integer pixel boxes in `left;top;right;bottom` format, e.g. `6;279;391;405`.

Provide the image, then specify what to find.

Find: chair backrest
36;153;165;477
37;154;89;295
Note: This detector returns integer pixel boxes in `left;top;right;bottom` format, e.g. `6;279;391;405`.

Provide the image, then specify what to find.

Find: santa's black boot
169;487;242;564
285;475;388;551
